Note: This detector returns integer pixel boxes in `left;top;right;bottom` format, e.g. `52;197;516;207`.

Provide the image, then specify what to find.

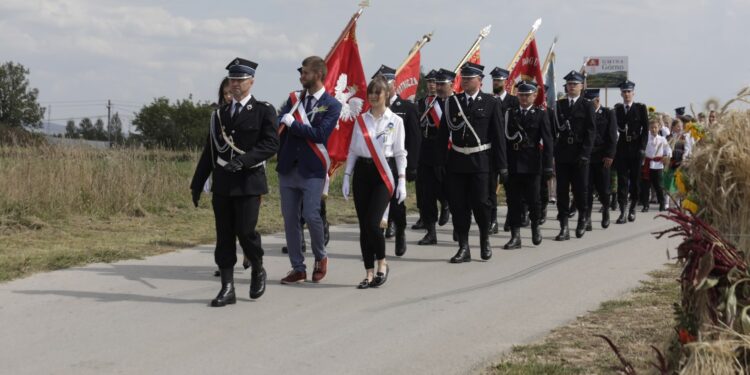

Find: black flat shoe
371;264;389;287
357;279;371;289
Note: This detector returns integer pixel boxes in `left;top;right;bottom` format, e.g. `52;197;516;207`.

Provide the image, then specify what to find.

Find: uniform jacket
591;105;618;161
391;95;421;175
554;97;596;163
436;91;507;173
276;90;342;179
505;105;554;174
498;93;520;115
190;97;279;196
613;102;649;157
417;95;443;167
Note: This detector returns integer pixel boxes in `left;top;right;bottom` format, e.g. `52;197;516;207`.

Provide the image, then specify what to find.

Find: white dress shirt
345;108;408;176
231;93;253;116
645;133;672;169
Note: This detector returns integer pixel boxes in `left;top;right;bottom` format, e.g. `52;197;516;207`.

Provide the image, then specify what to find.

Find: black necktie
625;104;630;114
569;98;574;107
305;95;314;114
522;109;528;117
232;102;242;119
466;96;473;107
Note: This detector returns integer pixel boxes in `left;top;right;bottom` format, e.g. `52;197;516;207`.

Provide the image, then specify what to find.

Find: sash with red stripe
355;114;394;196
279;92;331;174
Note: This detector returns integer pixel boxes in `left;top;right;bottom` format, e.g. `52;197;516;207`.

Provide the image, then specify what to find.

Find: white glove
396;177;407;204
342;174;350;200
281;113;295;126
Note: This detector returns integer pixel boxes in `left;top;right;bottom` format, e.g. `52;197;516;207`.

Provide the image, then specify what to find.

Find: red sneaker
280;270;307;284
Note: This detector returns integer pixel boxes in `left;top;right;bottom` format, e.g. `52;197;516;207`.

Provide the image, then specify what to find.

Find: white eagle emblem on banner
334;73;364;122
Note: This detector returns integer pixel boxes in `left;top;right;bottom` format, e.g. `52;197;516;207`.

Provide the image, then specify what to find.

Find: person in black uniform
488;67;521;235
613;80;649;224
416;69;454;245
553;70;596;241
502;81;553;249
583;89;617;230
412;69;438;231
375;65;420;257
436;62;507;263
190;58;280;307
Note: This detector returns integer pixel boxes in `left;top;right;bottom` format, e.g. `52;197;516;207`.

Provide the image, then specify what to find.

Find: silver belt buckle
567;137;574;144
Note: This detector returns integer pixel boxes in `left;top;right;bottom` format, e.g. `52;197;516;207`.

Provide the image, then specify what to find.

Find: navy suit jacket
276;91;342;179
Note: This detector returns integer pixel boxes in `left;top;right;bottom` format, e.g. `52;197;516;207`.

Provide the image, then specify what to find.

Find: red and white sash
426;96;442;127
355;114;394;196
279;92;331;174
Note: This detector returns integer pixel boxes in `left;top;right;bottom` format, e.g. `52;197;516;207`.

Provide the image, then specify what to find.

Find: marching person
436;62;507;263
489;66;521;234
277;56;342;284
613;80;649;224
553;70;596;241
190;57;279;306
640;117;672;212
375;65;420;257
342;75;407;289
502;81;553;249
412;69;438;231
416;69;454;245
583;88;617;231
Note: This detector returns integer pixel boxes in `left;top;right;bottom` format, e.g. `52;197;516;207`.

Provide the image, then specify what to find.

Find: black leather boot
540;206;547;225
395;224;406;256
616;206;627;224
450;234;471;263
628;201;637;222
489;221;499;234
503;227;522;249
249;266;266;300
602;205;610;228
418;223;437;245
503;219;510;232
438;205;451;226
531;222;542;245
575;213;586;238
585;207;593;231
385;221;396;238
411;218;425;230
555;218;570;241
610;194;618;211
211;268;236;307
480;230;492;260
521;212;531;227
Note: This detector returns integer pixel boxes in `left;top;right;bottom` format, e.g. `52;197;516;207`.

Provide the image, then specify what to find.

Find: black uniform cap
226;57;257;79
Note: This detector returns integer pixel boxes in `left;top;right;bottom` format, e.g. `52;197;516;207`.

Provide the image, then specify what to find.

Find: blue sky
2;0;749;132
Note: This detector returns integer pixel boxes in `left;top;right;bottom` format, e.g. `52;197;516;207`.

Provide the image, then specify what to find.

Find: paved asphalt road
0;205;676;374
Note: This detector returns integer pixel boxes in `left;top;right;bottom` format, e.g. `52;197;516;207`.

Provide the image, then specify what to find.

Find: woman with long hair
341;75;407;289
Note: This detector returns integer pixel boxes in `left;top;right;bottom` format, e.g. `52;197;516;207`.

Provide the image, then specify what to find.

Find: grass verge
485;263;681;374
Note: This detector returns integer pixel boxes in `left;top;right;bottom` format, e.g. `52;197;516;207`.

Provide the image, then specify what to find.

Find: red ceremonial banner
505;38;546;107
323;22;369;168
394;50;420;101
453;48;481;93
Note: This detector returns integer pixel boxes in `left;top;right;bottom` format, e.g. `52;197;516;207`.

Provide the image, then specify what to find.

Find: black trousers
212;194;263;269
555;161;588;220
507;174;541;227
540;175;549;208
386;159;406;230
640;169;665;207
353;159;392;270
488;170;499;223
587;161;611;210
616;156;641;207
448;171;491;237
417;165;446;225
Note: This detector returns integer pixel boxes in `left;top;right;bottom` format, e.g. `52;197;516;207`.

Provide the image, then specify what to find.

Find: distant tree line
64;113;125;144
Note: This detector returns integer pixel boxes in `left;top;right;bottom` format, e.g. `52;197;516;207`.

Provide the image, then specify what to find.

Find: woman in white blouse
341;75;407;289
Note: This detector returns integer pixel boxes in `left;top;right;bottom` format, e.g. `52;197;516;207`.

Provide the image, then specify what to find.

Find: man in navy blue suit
277;56;342;284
